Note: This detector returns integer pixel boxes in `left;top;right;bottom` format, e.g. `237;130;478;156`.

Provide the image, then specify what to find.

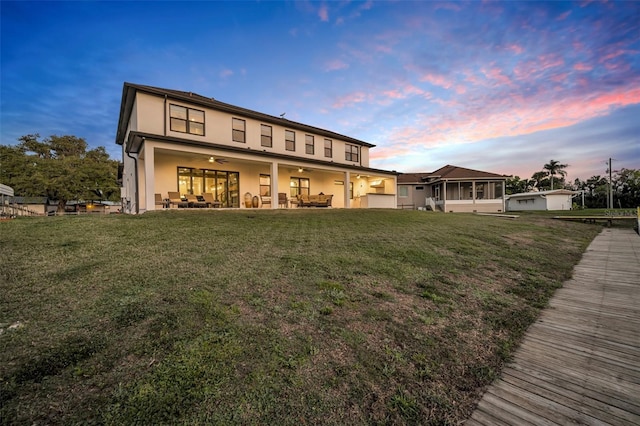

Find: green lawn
1;209;604;424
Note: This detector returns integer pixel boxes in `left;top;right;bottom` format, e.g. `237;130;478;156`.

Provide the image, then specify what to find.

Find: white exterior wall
132;93;370;168
507;194;573;211
545;195;573;210
507;196;546;211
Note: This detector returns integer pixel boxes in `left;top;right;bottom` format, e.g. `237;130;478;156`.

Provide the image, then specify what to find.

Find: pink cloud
556;10;572;21
332;91;371;108
481;66;512;86
505;44;524;55
420;73;454;89
599;49;637;63
372;85;640;158
219;69;233;78
318;4;329;22
550;72;568;83
324;59;349;72
573;63;593;71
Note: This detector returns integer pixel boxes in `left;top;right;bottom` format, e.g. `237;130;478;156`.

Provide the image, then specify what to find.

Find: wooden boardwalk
466;227;640;426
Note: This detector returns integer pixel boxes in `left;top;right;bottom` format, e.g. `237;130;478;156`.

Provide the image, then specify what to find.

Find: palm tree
543;160;568;190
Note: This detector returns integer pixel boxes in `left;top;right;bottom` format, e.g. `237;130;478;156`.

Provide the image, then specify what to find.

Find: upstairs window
305;134;314;155
261;124;272;147
170;104;204;135
345;144;359;162
285;130;295;151
232;118;246;143
324;139;332;158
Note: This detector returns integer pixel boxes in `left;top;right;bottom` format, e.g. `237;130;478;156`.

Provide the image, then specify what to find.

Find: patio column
344;171;351;208
472;181;476;204
442;181;446;212
143;144;155;213
270;161;279;209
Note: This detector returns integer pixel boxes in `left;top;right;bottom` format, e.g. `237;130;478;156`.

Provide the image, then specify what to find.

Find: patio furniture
185;194;207;208
155;193;168;208
260;195;271;208
168;191;188;208
278;192;288;208
202;193;221;208
298;193;333;207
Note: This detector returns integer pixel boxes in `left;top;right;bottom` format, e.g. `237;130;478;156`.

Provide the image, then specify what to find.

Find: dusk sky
1;1;639;181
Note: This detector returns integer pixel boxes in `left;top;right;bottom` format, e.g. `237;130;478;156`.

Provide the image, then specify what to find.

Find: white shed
506;189;576;211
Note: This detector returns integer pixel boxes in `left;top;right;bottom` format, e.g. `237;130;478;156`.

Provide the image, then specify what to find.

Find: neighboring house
397;165;508;213
116;83;398;213
65;200;120;214
506;189;576;211
6;197;55;216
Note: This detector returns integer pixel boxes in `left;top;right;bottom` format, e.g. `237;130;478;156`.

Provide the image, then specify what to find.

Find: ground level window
290;176;310;198
260;174;271;197
398;186;408;197
178;166;239;208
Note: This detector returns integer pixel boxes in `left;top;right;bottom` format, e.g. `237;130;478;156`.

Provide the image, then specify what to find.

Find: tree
530;171;550;191
613;168;640;208
0;134;120;212
505;176;533;194
543;159;569;190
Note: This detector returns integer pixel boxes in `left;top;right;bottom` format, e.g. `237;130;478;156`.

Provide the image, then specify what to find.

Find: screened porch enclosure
436;181;504;201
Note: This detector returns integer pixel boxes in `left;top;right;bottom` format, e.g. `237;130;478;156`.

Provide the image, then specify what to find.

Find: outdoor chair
202;193;221;208
155;193;168;209
260;195;271;208
278;192;288;208
168;191;188;208
185;194;207;208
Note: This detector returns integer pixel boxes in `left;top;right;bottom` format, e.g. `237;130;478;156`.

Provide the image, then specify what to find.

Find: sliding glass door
178;167;240;208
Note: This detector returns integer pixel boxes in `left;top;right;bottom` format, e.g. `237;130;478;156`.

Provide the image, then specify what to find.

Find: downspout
164;95;167;136
125;149;139;214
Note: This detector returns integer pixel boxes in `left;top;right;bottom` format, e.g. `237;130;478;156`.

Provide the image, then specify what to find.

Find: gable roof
9;196;50;205
429;165;507;180
116;83;375;148
398;165;507;183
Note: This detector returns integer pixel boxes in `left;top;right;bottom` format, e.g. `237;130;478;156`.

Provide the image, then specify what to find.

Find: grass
0;209;607;424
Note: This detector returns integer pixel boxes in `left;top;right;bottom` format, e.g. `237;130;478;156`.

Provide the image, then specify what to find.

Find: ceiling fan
208;156;228;164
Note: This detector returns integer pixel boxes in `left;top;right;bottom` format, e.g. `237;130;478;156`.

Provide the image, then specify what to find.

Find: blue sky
1;1;639;181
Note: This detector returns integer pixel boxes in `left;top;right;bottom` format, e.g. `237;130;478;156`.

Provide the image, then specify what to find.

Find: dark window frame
232;118;246;143
324;138;332;158
345;144;359;162
170;104;205;136
305;134;315;155
261;124;272;148
285;130;296;151
259;174;271;197
290;176;310;198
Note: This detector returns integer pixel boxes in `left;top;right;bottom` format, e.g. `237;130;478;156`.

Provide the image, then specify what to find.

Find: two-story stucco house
116;83;397;214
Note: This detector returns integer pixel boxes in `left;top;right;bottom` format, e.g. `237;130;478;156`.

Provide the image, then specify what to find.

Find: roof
116;82;375;149
507;189;577;199
125;131;398;177
398;165;507;183
9;196;50;204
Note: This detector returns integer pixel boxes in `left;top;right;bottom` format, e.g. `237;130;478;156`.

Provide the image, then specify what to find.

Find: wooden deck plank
465;228;640;425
